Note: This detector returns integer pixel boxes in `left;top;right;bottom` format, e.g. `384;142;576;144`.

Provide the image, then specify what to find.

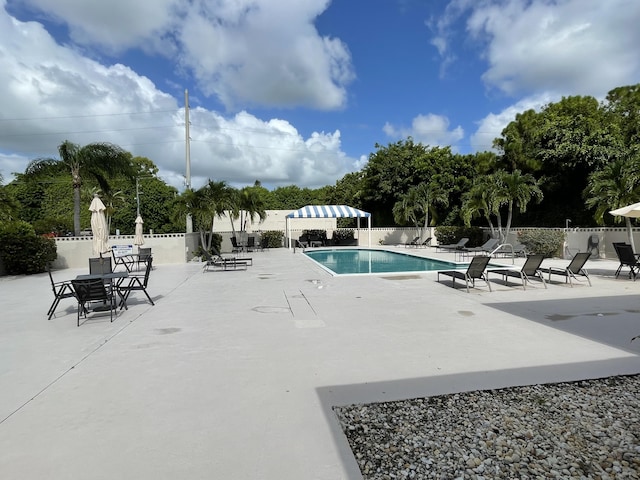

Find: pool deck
1;246;639;479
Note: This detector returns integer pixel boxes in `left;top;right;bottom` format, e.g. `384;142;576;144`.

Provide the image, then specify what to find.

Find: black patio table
75;271;129;309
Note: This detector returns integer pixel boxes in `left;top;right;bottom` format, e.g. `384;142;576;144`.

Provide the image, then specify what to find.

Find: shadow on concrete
487;296;640;354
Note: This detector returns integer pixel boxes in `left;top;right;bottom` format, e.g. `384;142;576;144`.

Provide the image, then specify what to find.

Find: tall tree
0;174;19;222
584;151;640;247
25;140;135;235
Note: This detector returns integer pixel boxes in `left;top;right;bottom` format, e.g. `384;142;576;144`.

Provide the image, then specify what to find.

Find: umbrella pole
627;217;636;253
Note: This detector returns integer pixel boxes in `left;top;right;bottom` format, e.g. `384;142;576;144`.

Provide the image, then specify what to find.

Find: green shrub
261;230;284;248
434;226;483;246
518;229;565;257
32;217;73;236
0;221;57;274
333;228;354;240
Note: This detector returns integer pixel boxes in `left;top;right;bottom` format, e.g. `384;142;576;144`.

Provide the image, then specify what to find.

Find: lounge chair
545;252;591;287
212;246;252;265
436;237;469;252
462;238;500;256
71;278;118;326
489;254;547;290
116;257;154;309
613;242;639;280
47;263;76;320
202;250;249;272
492;243;527;258
418;237;432;248
437;255;492;292
404;236;420;248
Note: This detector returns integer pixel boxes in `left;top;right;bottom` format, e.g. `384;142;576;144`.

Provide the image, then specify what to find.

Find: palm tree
174;181;237;252
497;169;543;242
462;170;542;242
237;184;267;234
393;182;449;237
25;140;134;236
461;178;500;239
584;152;640;248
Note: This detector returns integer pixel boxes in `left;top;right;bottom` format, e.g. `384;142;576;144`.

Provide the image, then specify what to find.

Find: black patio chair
231;237;244;253
613;242;639;280
71;278;118;326
246;236;256;252
89;256;112;275
136;247;152;271
47;263;76;320
489;254;547;290
116;256;155;308
437;255;492;293
546;252;591;287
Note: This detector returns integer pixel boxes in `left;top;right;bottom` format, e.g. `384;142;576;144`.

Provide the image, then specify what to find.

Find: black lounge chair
492;243;527;258
404;236;420;248
613;242;639;280
489;254;547;290
71;278;118;326
437;255;492;293
116;257;155;309
419;237;432;248
202;250;249;272
47;263;76;320
436;237;469;251
546;252;591;287
212;246;252;265
463;238;500;255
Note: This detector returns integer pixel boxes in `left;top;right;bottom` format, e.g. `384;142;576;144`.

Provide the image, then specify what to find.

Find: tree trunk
73;186;81;236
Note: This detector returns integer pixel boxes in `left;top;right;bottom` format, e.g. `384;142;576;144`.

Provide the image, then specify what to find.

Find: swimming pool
304;248;471;275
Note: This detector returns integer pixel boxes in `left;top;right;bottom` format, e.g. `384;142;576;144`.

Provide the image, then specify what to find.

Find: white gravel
334;375;640;479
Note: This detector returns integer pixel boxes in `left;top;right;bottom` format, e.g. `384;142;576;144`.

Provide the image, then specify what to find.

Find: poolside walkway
1;247;639;479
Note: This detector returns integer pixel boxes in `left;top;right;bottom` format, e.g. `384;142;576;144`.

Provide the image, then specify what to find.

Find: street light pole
185;89;193;234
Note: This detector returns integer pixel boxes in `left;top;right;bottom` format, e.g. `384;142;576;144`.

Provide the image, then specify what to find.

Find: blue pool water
304;248;469;275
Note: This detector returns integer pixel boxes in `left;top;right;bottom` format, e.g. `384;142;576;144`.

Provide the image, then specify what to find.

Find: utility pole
185;89;193;233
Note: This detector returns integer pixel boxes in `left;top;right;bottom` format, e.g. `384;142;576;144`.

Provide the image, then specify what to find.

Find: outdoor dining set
47;250;154;326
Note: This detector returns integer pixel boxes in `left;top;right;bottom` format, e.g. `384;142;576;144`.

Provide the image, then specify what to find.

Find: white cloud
177;0;353;109
432;0;640;97
13;0;354;110
11;0;183;54
0;4;357;189
383;114;464;147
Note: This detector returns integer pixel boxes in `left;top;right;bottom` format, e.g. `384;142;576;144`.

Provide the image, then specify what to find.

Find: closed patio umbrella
609;202;640;252
134;215;145;247
89;195;110;256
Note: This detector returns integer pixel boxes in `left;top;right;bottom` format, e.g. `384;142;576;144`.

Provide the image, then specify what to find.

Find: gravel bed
333;375;640;479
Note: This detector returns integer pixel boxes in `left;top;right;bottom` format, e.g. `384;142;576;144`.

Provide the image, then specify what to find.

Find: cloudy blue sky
1;0;639;190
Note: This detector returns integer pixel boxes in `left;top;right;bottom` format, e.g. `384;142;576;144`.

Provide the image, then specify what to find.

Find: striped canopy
286;205;370;218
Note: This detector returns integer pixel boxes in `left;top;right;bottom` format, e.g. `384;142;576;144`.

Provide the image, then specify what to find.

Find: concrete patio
1;247;639;479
